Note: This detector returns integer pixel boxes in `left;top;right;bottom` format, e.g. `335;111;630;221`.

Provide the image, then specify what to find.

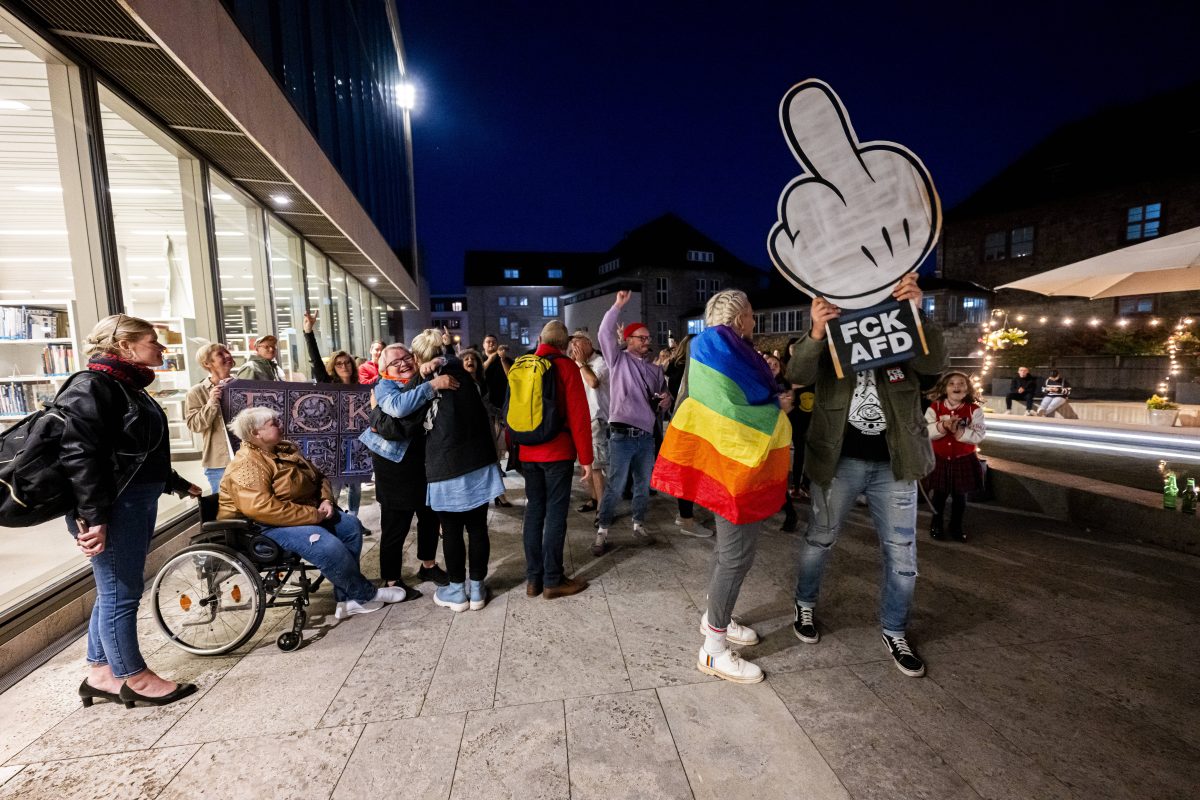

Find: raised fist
768;80;941;309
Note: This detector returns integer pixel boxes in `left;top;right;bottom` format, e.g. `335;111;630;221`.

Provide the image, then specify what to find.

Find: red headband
623;322;647;340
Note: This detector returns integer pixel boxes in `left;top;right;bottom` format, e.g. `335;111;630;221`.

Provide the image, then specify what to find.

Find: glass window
451;301;462;311
656;277;668;305
344;275;362;356
328;262;350;350
498;296;507;307
1126;203;1162;241
268;219;305;377
983;231;1006;261
547;269;562;279
657;320;669;345
519;296;529;306
504;268;519;279
543;296;558;317
922;297;936;316
1117;295;1155;314
686;318;706;335
1010;226;1034;258
304;243;333;355
498;315;508;329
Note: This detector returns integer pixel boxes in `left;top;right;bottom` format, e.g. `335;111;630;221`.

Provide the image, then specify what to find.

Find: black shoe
929;514;944;540
78;679;121;708
951;530;968;543
119;681;198;709
882;634;926;677
417;564;450;586
793;604;819;643
781;518;798;533
386;580;422;601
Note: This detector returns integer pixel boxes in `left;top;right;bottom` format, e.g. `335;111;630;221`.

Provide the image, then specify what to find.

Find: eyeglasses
385;355;415;369
627;334;650;342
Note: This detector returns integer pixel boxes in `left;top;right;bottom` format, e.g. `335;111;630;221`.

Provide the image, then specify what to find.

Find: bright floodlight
396;82;416;110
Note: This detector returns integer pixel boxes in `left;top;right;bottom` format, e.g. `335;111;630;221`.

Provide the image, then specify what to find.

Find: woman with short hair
652;290;792;684
63;314;203;709
219;406;406;617
185;342;235;494
411;329;503;612
360;343;455;596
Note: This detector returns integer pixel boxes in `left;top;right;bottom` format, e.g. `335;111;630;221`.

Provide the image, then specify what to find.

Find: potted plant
1146;394;1180;427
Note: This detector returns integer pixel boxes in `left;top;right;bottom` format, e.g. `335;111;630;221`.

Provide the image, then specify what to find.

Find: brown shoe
543;577;589;599
526;581;543;597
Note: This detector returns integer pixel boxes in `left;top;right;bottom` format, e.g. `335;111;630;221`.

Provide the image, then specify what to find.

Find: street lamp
395;82;416;110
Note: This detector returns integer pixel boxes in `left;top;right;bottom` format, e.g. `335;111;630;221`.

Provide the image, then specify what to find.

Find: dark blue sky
399;1;1200;294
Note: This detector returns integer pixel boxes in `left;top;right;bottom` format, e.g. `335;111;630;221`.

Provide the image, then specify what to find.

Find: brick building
939;81;1200;336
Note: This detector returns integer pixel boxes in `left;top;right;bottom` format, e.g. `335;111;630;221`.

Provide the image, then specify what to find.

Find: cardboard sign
826;299;928;377
768;79;941;309
220;380;375;480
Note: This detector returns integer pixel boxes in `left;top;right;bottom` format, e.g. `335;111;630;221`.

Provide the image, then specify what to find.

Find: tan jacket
184;380;232;469
217;440;334;527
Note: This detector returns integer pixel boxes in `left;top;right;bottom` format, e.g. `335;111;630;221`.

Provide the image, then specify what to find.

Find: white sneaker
632;522;655;545
373;586;407;604
700;612;759;646
697;646;764;684
335;600;385;619
675;516;714;538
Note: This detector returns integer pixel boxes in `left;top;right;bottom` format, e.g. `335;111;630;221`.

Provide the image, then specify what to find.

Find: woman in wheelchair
219;407;406;618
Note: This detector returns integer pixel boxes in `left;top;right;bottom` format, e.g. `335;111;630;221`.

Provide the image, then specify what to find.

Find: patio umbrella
996;224;1200;298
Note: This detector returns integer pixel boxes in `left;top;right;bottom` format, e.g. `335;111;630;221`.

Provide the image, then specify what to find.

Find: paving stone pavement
1;475;1198;799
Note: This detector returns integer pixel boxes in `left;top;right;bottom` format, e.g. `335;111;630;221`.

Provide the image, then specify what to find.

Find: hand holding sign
768;80;941;309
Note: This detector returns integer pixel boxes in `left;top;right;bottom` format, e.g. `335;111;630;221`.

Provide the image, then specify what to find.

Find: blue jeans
597;426;655;527
794;458;919;637
522;460;574;588
71;482;162;679
260;512;376;603
332;480;363;516
204;467;225;495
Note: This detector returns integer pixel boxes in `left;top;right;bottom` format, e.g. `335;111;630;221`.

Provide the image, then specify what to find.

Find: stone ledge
984;456;1199;555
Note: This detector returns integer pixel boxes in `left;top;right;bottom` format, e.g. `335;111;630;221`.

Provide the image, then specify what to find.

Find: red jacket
519;344;594;465
926;400;986;460
358;361;380;385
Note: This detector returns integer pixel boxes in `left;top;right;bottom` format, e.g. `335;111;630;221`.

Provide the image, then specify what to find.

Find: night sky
399;1;1200;294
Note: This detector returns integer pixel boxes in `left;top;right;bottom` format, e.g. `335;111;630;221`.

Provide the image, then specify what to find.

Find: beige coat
184;380;232;469
218;440;334;527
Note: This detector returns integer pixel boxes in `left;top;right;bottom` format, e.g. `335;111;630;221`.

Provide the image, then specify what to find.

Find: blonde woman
411;329;503;612
184;343;235;493
61;314;202;709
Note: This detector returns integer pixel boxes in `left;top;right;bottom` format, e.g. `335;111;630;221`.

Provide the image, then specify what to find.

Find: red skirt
923;453;983;494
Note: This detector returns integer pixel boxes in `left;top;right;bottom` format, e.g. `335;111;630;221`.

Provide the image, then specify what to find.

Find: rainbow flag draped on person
651;325;792;524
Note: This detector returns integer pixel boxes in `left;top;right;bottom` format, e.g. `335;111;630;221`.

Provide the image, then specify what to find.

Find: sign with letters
826;299;928;377
220;380;374;480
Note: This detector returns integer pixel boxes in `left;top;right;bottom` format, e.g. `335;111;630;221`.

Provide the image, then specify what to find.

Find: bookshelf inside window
0;301;79;421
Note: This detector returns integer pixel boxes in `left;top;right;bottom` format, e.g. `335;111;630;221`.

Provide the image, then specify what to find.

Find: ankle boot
433;582;469;612
929;514;944;540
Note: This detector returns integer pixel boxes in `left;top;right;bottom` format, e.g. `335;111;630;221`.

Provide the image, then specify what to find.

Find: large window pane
268;218;305;377
345;274;361;356
303;242;332;356
329;261;349;350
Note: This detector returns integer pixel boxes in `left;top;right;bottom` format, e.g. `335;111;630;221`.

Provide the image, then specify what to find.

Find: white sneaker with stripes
697;646;764;684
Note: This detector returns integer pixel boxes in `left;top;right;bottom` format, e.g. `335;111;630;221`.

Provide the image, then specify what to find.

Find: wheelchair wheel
152;543;266;655
277;631;302;651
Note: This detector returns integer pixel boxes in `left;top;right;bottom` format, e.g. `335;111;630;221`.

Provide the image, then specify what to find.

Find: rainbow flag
652;325;792;524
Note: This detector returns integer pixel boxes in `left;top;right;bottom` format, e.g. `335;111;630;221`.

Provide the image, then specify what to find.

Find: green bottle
1163;475;1178;510
1182;479;1197;516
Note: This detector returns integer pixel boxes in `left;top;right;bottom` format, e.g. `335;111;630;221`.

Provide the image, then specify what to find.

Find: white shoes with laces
335;600;384;619
699;612;759;646
697;646;764;684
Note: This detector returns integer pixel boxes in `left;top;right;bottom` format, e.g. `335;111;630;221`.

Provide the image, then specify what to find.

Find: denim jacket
358;379;436;463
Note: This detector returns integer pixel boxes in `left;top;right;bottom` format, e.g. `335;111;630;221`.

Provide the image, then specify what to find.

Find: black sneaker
929;514;944;540
793;604;819;643
882;634;925;677
417;564;450;586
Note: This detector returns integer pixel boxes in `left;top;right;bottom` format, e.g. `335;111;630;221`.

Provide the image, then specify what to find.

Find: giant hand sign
768;80;941;309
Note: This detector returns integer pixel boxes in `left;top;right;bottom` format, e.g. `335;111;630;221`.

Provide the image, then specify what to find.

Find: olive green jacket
235;354;283;382
784;322;947;487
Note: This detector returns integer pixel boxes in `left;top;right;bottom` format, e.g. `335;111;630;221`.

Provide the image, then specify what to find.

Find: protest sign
768;79;941;310
824;299;928;377
220;380;374;480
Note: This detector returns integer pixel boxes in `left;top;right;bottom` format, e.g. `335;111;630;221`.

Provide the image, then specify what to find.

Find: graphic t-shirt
841;369;890;462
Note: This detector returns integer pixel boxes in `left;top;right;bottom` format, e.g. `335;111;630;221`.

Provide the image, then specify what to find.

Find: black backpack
0;372;130;527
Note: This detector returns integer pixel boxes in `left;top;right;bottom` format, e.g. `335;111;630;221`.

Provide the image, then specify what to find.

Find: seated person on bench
1005;366;1038;414
219;406;406;618
1036;370;1071;417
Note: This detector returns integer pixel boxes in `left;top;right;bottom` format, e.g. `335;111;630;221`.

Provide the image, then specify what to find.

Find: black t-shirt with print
840;369;890;462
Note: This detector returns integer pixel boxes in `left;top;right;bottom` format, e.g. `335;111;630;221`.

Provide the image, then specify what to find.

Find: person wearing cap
593;289;671;555
568;328;609;517
235;334;284;381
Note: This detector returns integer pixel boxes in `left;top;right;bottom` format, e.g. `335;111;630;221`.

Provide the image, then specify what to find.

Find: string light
1088;318;1101;327
1038;316;1048;324
1062;317;1074;326
1117;318;1130;327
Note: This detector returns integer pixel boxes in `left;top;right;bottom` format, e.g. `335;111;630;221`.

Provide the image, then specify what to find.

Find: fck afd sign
826;300;928;378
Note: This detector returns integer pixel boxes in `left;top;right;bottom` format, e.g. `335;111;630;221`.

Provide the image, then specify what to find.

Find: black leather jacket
57;371;190;526
421;358;497;483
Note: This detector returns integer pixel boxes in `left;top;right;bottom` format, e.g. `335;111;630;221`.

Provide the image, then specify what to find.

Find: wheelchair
150;496;325;654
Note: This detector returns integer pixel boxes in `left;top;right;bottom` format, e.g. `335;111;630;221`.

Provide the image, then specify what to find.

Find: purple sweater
600;303;668;433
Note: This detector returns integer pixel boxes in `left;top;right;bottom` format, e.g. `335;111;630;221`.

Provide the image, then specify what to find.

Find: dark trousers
379;504;440;582
677;498;694;519
522;460;574;588
438;504;490;583
1005;391;1033;411
931;489;967;534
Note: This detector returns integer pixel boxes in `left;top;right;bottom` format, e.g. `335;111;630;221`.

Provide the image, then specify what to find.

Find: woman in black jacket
61;314;202;709
301;311;365;518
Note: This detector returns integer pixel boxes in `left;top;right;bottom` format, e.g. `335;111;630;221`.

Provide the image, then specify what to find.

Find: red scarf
87;354;156;389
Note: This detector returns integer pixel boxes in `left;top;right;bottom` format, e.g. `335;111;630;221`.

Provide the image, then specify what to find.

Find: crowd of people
67;274;999;707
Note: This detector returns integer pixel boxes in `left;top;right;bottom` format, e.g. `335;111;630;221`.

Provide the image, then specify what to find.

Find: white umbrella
996;225;1200;298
